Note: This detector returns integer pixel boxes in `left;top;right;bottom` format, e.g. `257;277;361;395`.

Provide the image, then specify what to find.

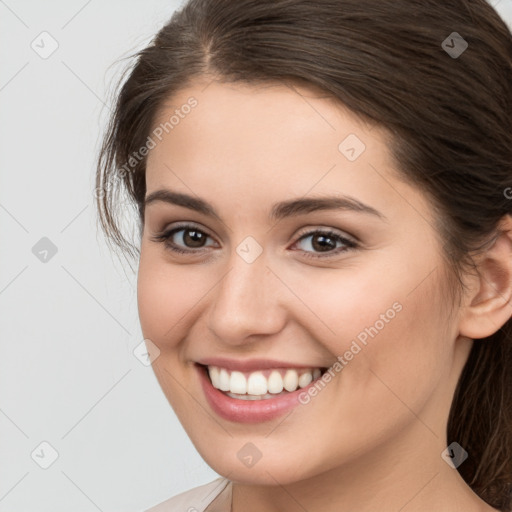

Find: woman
96;0;512;510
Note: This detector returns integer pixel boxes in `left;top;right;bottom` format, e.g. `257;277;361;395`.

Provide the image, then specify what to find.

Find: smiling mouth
198;363;329;400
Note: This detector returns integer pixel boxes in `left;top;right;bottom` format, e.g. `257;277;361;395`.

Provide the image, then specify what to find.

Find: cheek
137;248;225;351
137;249;196;344
288;260;448;398
283;263;406;351
136;250;208;415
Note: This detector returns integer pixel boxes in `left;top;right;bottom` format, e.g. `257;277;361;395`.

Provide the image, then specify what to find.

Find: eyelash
150;223;359;259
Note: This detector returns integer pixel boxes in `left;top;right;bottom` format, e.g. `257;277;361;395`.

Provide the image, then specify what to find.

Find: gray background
1;1;511;511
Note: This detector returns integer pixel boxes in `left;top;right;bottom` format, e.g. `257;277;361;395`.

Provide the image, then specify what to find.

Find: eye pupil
184;230;206;247
312;234;336;252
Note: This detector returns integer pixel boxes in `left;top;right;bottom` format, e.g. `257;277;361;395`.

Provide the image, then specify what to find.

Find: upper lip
196;357;328;372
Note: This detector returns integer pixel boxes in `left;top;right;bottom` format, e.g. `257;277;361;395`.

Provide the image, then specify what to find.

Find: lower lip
196;364;321;423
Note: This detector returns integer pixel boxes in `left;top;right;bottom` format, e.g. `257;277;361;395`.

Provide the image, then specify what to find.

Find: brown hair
96;0;512;509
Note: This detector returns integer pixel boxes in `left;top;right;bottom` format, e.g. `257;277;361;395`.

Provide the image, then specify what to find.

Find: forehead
144;79;431;227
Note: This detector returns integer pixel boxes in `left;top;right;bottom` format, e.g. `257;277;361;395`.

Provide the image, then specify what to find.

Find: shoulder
143;477;231;512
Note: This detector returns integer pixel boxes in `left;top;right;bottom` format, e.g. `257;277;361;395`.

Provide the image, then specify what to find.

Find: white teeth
267;370;284;394
230;371;246;394
227;392;263;400
206;365;324;397
226;390;289;400
283;369;299;392
209;366;220;388
247;372;268;395
298;372;313;388
219;368;230;391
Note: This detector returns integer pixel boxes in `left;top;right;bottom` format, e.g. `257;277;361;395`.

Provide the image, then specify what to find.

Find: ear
458;214;512;340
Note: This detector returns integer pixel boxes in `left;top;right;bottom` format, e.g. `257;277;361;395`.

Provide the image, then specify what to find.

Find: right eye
150;224;218;254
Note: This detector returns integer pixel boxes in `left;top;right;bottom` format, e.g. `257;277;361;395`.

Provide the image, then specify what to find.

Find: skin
137;79;512;512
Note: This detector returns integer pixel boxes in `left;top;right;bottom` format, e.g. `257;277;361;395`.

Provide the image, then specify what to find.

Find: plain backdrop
1;1;511;511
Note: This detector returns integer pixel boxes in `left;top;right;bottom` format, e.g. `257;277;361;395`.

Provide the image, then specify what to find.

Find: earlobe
458;214;512;340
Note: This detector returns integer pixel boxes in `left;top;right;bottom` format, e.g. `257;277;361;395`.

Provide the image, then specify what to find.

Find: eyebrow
144;189;387;221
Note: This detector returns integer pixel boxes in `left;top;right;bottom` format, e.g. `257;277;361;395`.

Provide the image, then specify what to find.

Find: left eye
292;230;357;256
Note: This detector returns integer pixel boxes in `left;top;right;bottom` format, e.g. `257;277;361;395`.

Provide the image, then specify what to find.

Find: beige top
144;477;232;512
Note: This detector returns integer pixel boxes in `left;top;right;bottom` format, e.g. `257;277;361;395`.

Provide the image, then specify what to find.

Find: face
137;80;467;485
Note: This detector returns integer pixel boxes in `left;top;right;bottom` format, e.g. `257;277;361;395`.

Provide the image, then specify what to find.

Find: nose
207;249;287;345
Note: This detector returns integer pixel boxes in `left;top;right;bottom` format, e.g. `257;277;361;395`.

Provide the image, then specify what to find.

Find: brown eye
151;224;217;254
181;229;208;248
310;233;337;252
293;229;358;258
